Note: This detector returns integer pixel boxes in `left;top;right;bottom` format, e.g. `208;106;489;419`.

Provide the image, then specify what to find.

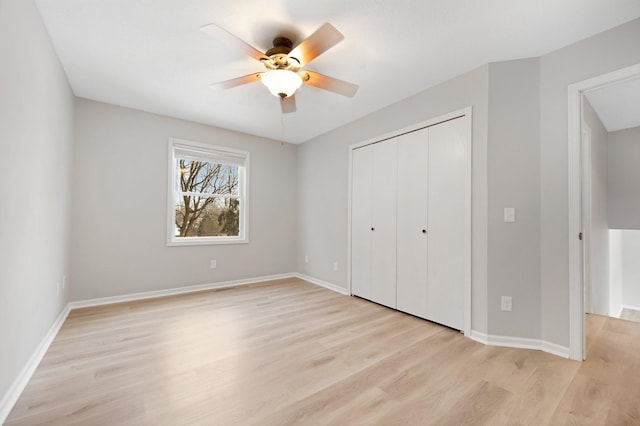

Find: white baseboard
0;271;346;422
1;272;303;422
293;273;349;295
611;305;624;318
69;272;349;310
68;273;296;309
541;341;571;359
0;304;71;424
468;330;488;344
6;273;579;424
622;304;640;312
469;330;570;359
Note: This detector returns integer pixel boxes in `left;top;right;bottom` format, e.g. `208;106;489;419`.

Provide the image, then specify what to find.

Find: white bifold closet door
396;118;466;329
351;138;398;309
426;118;466;330
351;146;373;300
352;115;467;330
396;129;429;318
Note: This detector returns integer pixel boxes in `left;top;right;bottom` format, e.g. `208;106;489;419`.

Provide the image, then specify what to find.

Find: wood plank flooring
6;278;640;425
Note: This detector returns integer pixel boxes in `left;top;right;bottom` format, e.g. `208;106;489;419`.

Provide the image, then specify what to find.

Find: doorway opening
568;63;640;360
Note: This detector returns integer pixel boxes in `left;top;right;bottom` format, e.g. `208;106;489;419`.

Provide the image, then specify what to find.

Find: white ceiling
35;0;640;144
585;77;640;132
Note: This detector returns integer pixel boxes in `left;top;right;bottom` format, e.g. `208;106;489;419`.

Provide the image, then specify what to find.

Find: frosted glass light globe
261;70;303;98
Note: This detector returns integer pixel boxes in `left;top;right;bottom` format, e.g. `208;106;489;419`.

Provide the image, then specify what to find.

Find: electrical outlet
210;259;217;269
305;255;309;263
333;262;338;271
501;296;512;312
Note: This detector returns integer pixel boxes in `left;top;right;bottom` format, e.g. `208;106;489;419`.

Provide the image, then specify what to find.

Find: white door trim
581;123;592;315
568;63;640;361
347;106;472;338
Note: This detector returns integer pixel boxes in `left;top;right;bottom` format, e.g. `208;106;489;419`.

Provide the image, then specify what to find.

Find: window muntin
168;139;249;245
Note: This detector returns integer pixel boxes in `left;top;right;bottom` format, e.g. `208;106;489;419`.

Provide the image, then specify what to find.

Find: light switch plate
501;296;513;312
504;207;516;223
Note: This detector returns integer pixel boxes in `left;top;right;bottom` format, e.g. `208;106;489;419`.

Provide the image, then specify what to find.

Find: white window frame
167;137;249;246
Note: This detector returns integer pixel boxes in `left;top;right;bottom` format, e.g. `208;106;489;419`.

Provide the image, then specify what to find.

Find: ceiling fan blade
281;95;296;114
302;71;359;97
209;73;262;89
200;23;268;62
289;23;344;66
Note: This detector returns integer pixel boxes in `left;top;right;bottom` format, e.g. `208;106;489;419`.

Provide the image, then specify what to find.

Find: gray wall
583;99;609;315
608;126;640;229
539;18;640;347
298;17;640;345
3;8;640;413
0;0;74;406
296;65;490;334
71;99;297;300
486;59;541;339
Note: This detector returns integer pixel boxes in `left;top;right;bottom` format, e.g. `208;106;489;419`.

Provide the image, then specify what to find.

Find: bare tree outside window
168;139;248;246
174;159;240;237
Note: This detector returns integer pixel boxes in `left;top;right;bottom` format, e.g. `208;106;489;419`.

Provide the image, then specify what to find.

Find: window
167;138;249;245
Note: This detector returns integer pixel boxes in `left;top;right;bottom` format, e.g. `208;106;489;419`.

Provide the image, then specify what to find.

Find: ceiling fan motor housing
264;37;300;71
202;22;358;111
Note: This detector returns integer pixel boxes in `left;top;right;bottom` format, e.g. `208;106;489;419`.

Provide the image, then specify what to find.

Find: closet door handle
422;229;427;234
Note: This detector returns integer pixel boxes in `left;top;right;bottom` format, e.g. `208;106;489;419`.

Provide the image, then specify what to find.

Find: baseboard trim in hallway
469;331;570;359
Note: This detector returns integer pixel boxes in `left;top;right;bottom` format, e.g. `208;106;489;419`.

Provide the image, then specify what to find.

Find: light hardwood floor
6;278;640;425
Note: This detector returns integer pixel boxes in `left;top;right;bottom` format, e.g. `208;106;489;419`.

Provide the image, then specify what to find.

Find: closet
350;114;470;331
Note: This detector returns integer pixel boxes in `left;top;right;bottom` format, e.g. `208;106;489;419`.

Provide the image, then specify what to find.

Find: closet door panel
371;139;398;308
351;146;373;299
427;118;466;330
396;129;429;318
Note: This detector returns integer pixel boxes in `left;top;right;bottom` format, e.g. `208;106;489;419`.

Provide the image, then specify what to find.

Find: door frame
347;106;472;337
568;63;640;361
581;123;592;315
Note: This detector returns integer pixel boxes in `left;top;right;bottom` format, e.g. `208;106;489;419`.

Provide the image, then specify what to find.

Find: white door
427;118;466;330
371;139;398;308
396;128;429;317
351;145;373;300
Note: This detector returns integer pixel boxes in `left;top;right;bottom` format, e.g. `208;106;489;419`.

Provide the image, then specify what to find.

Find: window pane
174;196;240;237
176;158;239;195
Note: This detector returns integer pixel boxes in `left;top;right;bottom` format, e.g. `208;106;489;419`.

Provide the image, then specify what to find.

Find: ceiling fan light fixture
261;69;303;98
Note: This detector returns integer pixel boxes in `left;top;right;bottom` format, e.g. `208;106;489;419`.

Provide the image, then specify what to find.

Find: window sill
167;237;249;246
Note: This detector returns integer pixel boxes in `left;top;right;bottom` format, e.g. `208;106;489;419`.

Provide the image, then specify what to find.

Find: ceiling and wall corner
33;0;640;144
585;77;640;132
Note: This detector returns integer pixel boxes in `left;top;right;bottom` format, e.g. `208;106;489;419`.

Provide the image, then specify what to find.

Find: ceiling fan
200;22;359;113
